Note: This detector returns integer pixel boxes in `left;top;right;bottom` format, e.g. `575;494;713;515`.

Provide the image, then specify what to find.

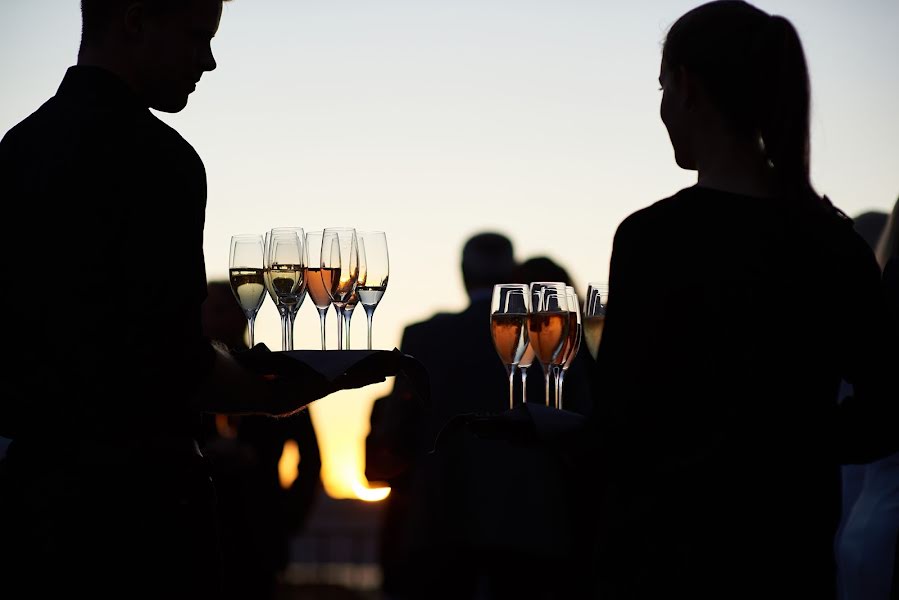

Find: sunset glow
353;481;391;503
278;439;300;490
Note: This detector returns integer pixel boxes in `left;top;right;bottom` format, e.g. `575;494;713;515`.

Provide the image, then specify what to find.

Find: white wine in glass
528;281;569;407
490;284;529;410
357;231;389;350
264;229;305;351
583;282;609;360
228;234;266;347
270;227;306;350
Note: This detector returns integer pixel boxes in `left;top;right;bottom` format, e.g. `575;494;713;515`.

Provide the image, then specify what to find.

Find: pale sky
2;0;897;498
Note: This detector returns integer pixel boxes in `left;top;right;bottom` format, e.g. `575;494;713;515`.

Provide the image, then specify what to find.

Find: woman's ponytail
749;16;812;197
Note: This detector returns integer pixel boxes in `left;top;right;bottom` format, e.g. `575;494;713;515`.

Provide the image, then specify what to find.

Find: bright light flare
352;480;390;502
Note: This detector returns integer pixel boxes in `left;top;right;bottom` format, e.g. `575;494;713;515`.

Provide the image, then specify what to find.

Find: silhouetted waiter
0;2;391;597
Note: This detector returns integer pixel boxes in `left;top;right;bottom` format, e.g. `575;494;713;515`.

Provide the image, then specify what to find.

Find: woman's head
661;1;812;194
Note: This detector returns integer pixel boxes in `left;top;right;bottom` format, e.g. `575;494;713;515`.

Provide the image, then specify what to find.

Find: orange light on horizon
278;439;300;489
352;480;390;502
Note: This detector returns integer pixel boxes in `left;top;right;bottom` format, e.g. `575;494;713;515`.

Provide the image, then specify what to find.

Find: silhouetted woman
590;2;899;598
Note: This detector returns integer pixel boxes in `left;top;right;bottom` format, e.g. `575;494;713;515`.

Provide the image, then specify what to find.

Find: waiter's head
79;0;228;112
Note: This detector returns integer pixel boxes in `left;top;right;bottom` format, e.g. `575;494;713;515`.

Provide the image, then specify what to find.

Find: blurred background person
837;197;899;600
200;280;323;600
365;231;517;599
837;209;890;522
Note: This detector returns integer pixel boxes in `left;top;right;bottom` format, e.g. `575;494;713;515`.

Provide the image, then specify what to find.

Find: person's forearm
195;342;338;416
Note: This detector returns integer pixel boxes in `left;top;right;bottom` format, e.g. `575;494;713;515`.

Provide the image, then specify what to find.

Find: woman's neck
695;132;777;198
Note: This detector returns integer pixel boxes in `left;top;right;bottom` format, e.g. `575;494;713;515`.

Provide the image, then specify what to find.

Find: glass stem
317;308;327;350
507;365;516;410
247;317;256;348
544;366;552;407
343;310;353;350
280;311;290;352
520;366;528;404
558;368;567;411
288;310;297;351
364;306;375;350
552;365;561;409
334;305;344;350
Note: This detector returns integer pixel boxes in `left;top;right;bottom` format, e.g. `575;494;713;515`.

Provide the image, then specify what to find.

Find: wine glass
490;284;530;410
228;234;266;348
304;231;332;350
552;285;582;410
320;227;360;350
583;282;609;360
340;235;367;349
527;282;569;407
357;231;389;350
263;228;305;351
271;227;307;350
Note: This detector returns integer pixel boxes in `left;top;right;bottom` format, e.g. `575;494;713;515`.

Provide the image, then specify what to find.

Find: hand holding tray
233;344;429;415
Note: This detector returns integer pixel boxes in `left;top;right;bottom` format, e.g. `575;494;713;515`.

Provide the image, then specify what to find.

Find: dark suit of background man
366;231;517;599
0;1;390;597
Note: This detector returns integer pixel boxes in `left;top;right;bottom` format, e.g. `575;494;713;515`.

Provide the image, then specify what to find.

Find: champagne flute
340;236;367;349
228;234;266;348
263;229;305;351
320;227;360;350
583;282;609;360
553;286;582;410
271;227;307;350
304;231;332;350
528;282;569;407
490;284;530;410
357;231;389;350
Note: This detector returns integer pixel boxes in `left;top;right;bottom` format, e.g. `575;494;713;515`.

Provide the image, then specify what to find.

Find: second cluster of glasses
228;227;389;351
490;281;581;409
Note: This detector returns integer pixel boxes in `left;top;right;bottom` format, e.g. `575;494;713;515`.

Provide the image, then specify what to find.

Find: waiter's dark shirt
0;65;214;445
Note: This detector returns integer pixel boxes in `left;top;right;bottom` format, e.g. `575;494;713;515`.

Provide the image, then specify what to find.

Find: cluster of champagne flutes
227;227;389;351
490;281;609;410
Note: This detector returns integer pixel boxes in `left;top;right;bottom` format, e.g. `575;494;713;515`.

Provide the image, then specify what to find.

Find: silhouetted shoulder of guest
853;211;890;252
836;197;899;600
